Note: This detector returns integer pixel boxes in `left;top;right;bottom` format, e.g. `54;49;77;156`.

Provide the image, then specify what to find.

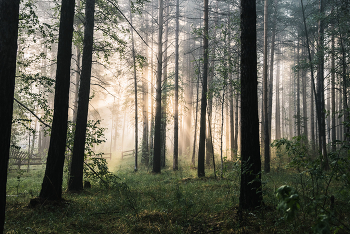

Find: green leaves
276;185;300;222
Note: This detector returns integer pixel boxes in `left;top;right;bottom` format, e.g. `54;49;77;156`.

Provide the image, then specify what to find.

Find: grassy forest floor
4;154;350;233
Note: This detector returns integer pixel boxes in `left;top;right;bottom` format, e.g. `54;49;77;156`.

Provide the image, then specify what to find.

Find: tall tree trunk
73;0;82;124
289;72;293;139
262;0;270;172
331;24;336;151
205;1;219;166
230;82;234;159
311;78;315;150
234;89;239;154
338;16;349;139
239;0;262;210
198;0;209;177
149;0;155;162
160;0;169;168
302;42;308;140
275;46;281;139
220;86;226;177
0;0;20;230
153;0;163;173
297;36;301;136
338;81;343;141
142;22;149;166
316;0;328;169
39;0;76;200
226;98;230;159
129;0;139;171
192;60;200;167
281;71;285;138
268;7;277;142
183;22;192;157
173;0;179;170
68;0;95;191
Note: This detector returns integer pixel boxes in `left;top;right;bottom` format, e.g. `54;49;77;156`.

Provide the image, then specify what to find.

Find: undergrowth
5;148;350;233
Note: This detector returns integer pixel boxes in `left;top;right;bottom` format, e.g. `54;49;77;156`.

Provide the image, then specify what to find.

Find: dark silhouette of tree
239;0;263;210
160;0;169;168
197;0;209;178
153;0;164;173
173;0;179;171
68;0;95;191
316;0;329;170
0;0;20;231
38;0;76;200
262;0;270;173
129;0;138;172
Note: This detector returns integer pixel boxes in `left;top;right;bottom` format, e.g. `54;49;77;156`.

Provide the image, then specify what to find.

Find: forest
1;0;350;233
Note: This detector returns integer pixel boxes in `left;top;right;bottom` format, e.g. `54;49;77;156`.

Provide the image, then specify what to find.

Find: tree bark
153;0;163;173
39;0;76;200
68;0;95;191
275;48;281;139
239;0;263;210
129;0;139;171
331;24;336;151
160;0;169;168
316;0;328;169
73;0;82;124
230;82;234;159
173;0;179;170
262;0;270;173
149;1;155;162
302;42;308;140
289;72;293;139
142;16;149;166
297;36;301;136
0;0;20;231
198;0;209;177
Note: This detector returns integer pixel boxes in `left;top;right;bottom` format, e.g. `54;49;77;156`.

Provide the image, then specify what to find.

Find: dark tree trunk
302;43;308;140
198;0;209;177
230;83;235;159
68;0;95;191
173;0;179;170
206;1;218;166
262;0;270;173
311;79;315;149
297;37;301;137
149;2;155;162
275;50;281;139
0;0;20;231
73;0;82;124
316;0;328;169
331;24;336;152
239;0;263;210
153;0;163;173
267;12;276;143
39;0;76;200
192;56;201;167
142;43;149;166
226;97;230;159
161;0;169;168
289;72;294;139
128;0;139;171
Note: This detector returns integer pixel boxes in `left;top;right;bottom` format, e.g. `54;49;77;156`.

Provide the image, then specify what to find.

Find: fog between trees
1;0;350;231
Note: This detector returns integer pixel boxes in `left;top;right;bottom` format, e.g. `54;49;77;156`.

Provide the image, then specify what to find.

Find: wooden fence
121;150;135;159
9;148;43;171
